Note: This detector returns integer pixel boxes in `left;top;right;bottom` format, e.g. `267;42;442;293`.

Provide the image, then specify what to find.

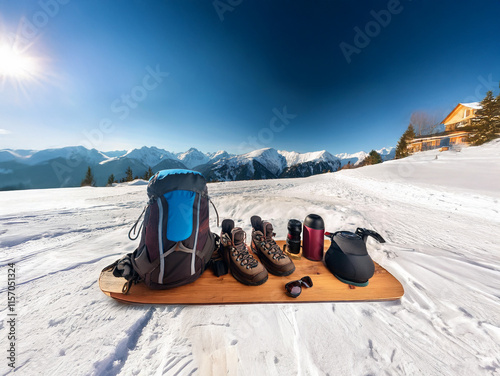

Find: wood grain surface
99;240;404;304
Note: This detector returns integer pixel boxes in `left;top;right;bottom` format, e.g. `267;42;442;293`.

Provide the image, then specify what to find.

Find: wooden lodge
407;102;481;153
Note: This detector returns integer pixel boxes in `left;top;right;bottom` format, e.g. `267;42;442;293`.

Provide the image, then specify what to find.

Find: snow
1;146;394;188
460;102;482;110
278;150;339;166
102;150;127;159
224;148;341;177
0;150;23;163
101;146;177;167
122;179;149;186
2;146;109;166
238;148;287;175
207;150;231;164
98;147;231;169
335;151;369;167
335;147;395;167
343;140;500;195
209;150;229;159
1;141;500;375
376;146;396;160
177;148;210;169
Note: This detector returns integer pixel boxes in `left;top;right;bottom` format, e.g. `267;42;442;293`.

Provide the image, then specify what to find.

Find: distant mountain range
0;146;394;190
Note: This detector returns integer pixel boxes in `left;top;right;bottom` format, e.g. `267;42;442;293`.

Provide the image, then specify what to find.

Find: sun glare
0;44;38;79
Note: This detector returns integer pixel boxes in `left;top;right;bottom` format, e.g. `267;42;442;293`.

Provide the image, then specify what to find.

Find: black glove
112;254;137;281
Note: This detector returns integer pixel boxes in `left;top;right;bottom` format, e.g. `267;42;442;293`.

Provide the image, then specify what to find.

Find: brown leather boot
250;216;295;276
220;219;268;286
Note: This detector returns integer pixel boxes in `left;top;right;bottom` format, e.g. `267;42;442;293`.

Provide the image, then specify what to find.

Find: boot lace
257;233;286;260
232;233;258;269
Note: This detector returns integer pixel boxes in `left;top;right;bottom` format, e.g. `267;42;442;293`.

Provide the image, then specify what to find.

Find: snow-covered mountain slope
242;148;288;175
344;139;500;195
0;140;498;375
101;150;127;158
335;151;369;167
376;146;395;161
198;148;342;181
177;147;210;169
0;145;392;189
0;149;35;159
0;150;23;163
6;146;109;166
207;150;231;162
101;146;177;167
279;149;339;166
335;147;395;167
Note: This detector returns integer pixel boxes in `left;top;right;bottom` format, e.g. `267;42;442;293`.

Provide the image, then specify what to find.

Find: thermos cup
302;214;325;261
286;219;302;255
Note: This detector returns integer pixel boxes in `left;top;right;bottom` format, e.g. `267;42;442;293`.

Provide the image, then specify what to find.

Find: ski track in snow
1;145;500;375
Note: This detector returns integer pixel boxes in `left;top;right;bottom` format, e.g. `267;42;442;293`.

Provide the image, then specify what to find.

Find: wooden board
99;240;404;304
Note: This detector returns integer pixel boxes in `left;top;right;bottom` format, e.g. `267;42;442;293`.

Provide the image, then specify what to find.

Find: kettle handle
324;231;341;240
355;228;385;244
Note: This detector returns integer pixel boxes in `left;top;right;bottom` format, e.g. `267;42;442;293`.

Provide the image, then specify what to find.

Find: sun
0;43;38;79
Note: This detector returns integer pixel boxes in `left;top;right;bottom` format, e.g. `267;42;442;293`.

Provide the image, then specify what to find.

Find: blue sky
0;0;499;155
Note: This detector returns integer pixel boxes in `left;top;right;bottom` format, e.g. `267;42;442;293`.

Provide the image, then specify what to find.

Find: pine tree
107;174;115;186
125;166;133;182
360;150;382;166
143;167;154;180
395;137;407;159
469;91;500;145
368;150;382;164
81;166;95;187
395;124;416;159
495;90;500;125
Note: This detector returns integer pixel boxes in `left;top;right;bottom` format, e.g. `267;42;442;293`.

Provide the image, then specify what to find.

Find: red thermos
302;214;325;261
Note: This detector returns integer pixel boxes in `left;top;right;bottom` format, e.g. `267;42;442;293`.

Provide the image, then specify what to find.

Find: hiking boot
220;219;268;286
250;216;295;276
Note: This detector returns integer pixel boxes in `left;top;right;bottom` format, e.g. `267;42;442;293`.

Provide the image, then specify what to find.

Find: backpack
109;169;220;292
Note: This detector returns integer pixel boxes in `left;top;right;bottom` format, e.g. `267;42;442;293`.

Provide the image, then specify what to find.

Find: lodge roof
442;102;482;124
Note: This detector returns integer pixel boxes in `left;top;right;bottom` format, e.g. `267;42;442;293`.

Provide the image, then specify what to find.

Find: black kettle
324;228;385;286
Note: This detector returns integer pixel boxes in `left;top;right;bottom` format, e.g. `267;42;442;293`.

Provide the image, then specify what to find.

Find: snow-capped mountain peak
239;148;287;175
101;146;176;166
177;148;210;169
376;146;396;161
279;149;339;167
335;151;369;167
0;149;25;163
22;146;108;166
0;144;395;189
335;147;395;167
208;150;229;159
